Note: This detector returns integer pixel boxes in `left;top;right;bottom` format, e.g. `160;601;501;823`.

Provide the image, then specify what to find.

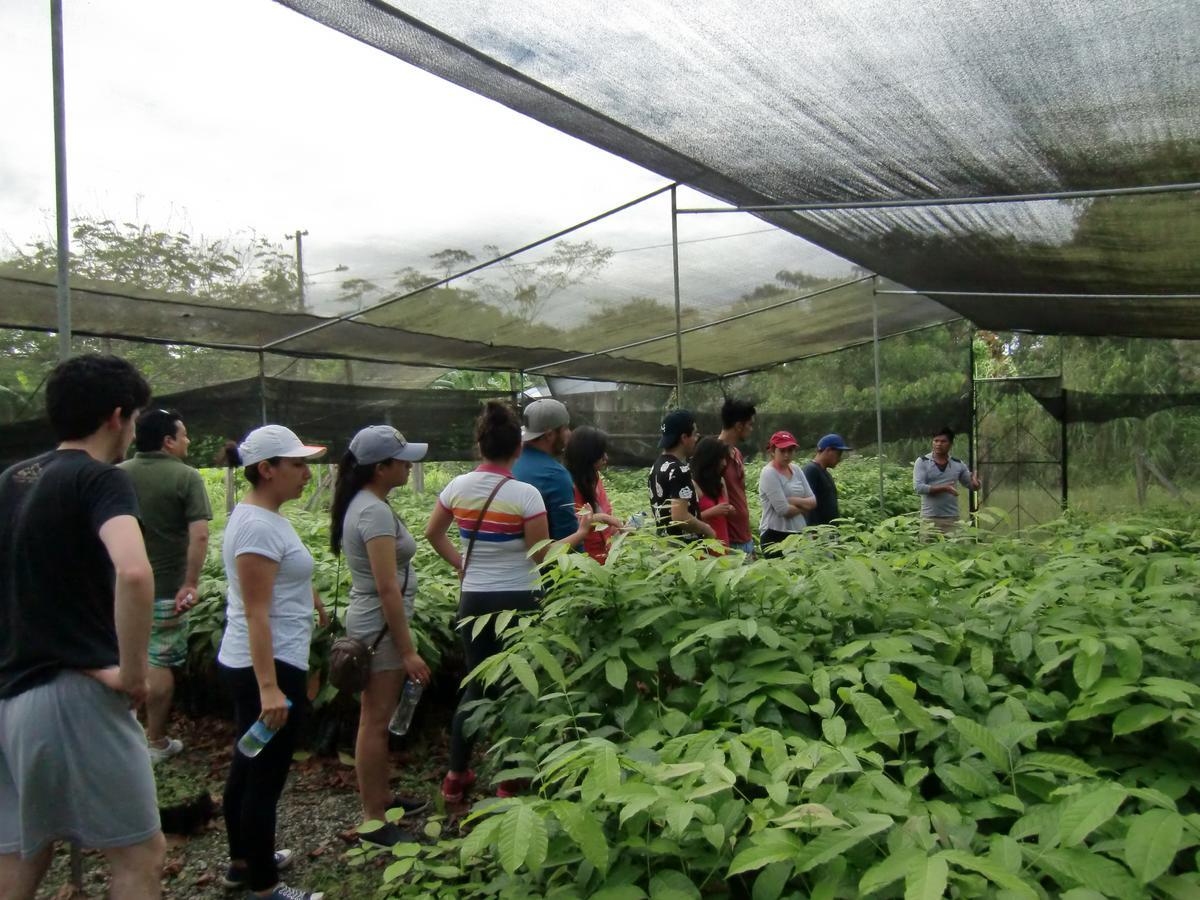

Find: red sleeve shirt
721;445;751;544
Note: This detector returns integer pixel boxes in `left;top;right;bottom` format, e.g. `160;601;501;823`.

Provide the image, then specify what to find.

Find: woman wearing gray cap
329;426;432;846
219;425;327;900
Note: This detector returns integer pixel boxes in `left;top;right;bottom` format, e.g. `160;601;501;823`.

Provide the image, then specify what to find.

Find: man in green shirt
119;409;212;762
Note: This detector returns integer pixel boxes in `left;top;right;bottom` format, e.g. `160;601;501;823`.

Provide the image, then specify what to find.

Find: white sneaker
148;737;183;763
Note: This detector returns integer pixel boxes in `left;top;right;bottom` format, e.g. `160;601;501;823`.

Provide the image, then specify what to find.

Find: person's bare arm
365;536;430;685
94;515;155;706
670;498;716;537
525;510;594;561
236;553;290;731
175;520;209;612
425;503;464;578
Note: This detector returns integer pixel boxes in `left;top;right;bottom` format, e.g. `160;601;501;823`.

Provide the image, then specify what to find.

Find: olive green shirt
118;452;212;598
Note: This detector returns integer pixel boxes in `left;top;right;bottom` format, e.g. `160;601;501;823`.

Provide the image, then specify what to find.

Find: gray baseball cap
238;425;325;466
349;425;428;465
521;398;570;442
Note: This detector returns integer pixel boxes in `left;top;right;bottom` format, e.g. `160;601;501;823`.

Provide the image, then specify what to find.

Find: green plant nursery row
186;467;1200;898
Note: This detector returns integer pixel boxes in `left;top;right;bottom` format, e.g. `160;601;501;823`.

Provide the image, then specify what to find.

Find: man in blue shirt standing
513;398;577;540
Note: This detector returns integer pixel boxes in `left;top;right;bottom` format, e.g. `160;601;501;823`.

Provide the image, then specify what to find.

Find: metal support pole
51;0;71;361
967;327;976;521
1060;335;1068;509
52;4;81;886
670;186;684;406
872;280;884;517
258;351;267;425
289;229;309;310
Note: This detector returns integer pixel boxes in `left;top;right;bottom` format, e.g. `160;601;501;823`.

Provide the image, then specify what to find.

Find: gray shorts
0;670;161;858
345;596;415;673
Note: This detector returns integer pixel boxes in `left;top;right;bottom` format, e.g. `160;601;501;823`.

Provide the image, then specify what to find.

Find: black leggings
449;590;540;773
759;528;796;557
220;660;307;892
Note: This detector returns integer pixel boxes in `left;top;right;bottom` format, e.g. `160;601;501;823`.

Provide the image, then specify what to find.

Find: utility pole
51;0;71;362
287;229;309;309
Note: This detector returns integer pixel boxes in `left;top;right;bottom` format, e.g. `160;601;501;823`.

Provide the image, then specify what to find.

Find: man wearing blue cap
803;434;852;527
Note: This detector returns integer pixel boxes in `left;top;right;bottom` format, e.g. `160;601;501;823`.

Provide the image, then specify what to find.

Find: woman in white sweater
758;430;816;556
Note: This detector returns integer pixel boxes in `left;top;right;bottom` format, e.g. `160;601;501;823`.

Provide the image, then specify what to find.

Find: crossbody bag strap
462;475;513;578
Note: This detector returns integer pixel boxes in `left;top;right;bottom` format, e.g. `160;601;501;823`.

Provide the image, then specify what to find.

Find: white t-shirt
437;466;546;592
758;463;814;534
218;503;315;671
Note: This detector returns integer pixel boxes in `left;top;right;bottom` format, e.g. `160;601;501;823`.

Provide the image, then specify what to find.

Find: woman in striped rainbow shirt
425;401;592;803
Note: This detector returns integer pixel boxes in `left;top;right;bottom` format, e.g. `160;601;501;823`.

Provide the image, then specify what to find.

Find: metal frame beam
677;181;1200;214
261;183;676;352
876;290;1200;300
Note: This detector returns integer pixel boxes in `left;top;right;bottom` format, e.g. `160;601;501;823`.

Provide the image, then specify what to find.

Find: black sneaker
389;793;429;816
222;850;295;888
359;822;416;847
246;884;324;900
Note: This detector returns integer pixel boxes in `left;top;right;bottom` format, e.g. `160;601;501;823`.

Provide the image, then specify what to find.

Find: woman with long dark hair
329;426;432;846
563;425;624;563
691;436;734;548
425;401;591;804
218;425;326;900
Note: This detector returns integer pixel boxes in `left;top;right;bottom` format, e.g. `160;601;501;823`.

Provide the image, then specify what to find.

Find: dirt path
37;709;463;899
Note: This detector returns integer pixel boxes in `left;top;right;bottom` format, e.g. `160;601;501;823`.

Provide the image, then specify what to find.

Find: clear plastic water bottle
388;680;424;736
237;699;293;757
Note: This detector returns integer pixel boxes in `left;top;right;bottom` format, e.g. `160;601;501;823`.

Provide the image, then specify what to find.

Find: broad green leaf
1112;704;1170;736
555;802;610;872
1016;752;1097;778
904;854;948;900
649;869;701;900
1036;847;1140;896
1108;635;1143;680
460;814;503;861
497;804;535;873
1010;631;1033;662
989;834;1023;873
822;716;847;745
795;817;893;874
859;848;922;895
752;861;792;900
1124;809;1184;884
883;676;936;733
524;809;549;870
813;668;831;699
938;849;1036;898
606;657;628;690
527;642;567;687
591;887;647;900
702;823;725;849
1072;649;1104;692
1058;784;1127;847
849;691;901;750
728;842;799;877
508;654;540;698
951;717;1010;771
971;645;994;679
941;669;964;704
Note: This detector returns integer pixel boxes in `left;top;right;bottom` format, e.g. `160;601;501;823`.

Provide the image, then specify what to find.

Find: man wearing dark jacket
803;434;852;526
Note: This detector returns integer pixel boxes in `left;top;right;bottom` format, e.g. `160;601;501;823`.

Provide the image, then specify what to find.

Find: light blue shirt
913;454;972;518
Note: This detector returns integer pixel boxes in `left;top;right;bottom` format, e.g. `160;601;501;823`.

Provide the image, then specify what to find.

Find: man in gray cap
512;398;577;540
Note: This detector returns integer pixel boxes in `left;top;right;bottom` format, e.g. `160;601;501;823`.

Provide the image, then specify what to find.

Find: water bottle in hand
388;680;424;736
237;699;293;757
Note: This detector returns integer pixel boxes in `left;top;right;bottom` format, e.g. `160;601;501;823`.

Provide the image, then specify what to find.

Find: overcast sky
1;0;855;314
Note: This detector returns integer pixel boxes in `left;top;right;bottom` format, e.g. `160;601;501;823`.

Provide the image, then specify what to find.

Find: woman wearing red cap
757;430;816;557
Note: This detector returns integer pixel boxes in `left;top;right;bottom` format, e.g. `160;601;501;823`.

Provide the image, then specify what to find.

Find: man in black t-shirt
648;409;715;539
0;355;164;897
803;434;852;527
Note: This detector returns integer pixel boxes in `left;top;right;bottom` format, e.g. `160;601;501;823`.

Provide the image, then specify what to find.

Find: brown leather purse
328;566;409;694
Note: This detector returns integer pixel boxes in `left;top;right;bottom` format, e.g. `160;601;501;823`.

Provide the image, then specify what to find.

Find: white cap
238;425;326;466
348;425;428;465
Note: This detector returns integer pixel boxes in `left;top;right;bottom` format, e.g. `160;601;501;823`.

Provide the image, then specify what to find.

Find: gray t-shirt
913;454;972;518
342;491;417;619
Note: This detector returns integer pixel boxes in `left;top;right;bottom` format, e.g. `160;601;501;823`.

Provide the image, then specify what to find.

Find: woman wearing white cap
218;425;327;900
329;425;432;846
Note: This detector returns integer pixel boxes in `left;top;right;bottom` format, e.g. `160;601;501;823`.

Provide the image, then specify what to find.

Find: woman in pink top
564;426;624;563
691;437;734;549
